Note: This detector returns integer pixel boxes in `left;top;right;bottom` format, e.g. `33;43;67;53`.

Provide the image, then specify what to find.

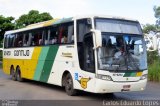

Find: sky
0;0;160;25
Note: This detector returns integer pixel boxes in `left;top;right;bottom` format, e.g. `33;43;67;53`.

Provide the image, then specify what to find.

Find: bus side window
41;29;46;45
59;22;74;44
59;27;67;44
67;24;74;43
44;29;50;45
14;33;23;47
58;27;63;44
28;33;32;46
18;34;23;47
8;34;15;48
33;33;37;46
31;30;42;46
14;34;18;47
49;26;58;45
11;34;16;47
31;35;36;46
23;33;29;47
4;35;9;48
37;32;42;46
7;35;11;48
77;19;91;42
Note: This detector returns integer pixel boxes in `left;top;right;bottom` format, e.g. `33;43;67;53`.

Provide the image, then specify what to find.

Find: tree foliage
154;6;160;26
15;10;53;29
142;24;157;34
0;15;15;40
142;6;160;33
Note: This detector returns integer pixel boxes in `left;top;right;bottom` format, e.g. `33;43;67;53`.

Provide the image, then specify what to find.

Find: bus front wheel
64;73;77;96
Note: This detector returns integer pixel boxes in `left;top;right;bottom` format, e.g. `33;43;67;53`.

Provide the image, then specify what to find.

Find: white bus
3;15;148;95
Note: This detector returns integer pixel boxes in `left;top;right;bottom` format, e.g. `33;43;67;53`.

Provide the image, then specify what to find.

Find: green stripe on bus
33;47;50;81
123;73;132;77
130;73;136;77
123;72;136;77
39;45;59;82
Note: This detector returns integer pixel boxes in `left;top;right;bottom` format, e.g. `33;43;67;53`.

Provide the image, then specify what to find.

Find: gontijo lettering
14;50;30;56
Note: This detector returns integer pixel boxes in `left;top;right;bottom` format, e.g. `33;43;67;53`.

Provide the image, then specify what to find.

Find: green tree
15;10;53;29
0;15;15;41
142;24;157;34
154;6;160;26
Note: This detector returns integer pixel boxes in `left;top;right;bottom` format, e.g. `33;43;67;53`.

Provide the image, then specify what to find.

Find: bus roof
73;15;138;22
5;15;138;35
5;17;73;35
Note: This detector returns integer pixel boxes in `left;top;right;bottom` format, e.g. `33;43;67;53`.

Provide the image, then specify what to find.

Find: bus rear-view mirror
91;29;102;49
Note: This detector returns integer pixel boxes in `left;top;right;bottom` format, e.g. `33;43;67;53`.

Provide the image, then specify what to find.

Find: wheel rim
66;75;72;91
17;72;20;80
16;68;21;81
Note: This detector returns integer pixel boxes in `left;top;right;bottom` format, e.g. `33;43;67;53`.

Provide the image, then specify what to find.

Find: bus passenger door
77;33;96;91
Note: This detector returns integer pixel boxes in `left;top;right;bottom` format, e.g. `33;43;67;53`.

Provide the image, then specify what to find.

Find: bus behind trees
3;15;148;95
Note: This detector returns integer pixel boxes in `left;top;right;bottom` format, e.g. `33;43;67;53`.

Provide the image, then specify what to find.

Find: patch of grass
147;51;160;82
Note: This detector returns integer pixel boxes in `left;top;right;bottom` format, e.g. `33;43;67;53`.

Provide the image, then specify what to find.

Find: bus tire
16;67;23;82
64;73;77;96
10;66;16;81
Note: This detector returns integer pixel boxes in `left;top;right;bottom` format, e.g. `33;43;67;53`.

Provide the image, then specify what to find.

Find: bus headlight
96;74;113;81
140;74;148;80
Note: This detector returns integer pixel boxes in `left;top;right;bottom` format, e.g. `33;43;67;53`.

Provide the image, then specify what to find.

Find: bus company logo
79;78;90;89
79;78;91;89
3;50;30;57
14;50;30;56
75;73;91;89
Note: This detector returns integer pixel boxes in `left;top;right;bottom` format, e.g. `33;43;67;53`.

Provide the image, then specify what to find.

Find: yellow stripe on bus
27;47;42;79
43;19;59;27
136;72;143;77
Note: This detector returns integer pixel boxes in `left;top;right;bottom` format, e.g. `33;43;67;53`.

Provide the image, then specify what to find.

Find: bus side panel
3;58;24;76
33;47;50;81
25;47;42;79
3;58;10;75
47;45;75;86
2;47;42;80
39;45;59;82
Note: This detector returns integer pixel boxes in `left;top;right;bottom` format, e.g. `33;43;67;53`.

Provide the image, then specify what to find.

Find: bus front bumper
94;79;147;93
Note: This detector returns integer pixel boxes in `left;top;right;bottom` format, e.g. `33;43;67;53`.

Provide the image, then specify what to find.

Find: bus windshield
97;33;147;71
95;18;147;71
95;18;142;35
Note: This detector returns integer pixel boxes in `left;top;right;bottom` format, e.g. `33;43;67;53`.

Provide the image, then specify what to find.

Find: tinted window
14;33;23;47
77;19;92;42
95;18;142;34
59;22;74;44
4;35;8;48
